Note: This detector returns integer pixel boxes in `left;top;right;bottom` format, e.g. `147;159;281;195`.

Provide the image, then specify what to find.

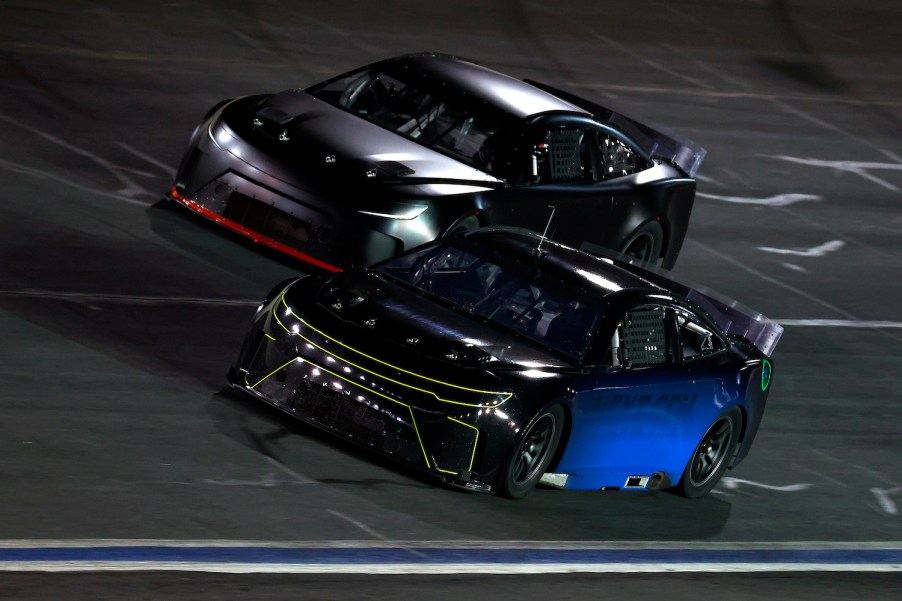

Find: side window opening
531;128;592;184
527;128;652;185
611;305;670;368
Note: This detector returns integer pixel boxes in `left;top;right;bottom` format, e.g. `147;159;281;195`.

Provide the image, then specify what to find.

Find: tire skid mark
697;192;821;207
757;240;844;257
767;155;902;192
0;157;151;207
0;113;156;200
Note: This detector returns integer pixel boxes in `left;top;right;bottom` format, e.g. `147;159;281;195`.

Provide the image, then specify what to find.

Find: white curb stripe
0;562;900;574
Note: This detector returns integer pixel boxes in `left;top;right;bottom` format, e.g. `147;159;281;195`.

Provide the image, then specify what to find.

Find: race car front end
227;277;517;492
169;99;347;270
168;93;498;270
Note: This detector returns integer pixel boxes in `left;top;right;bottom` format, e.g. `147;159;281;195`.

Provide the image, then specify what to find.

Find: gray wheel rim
688;416;734;487
624;232;654;262
512;414;556;485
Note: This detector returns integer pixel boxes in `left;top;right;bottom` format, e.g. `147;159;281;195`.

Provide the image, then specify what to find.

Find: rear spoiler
608;255;783;357
683;287;783;358
524;79;707;178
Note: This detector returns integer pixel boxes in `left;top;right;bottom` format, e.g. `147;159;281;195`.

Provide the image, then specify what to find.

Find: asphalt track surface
1;0;900;598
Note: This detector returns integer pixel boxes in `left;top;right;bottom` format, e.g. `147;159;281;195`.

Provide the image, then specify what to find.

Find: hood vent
320;285;368;315
374;160;415;178
446;344;493;367
252;106;294;139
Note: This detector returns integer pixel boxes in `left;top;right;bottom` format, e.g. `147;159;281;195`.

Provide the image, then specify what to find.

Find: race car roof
384;53;591;120
461;229;664;297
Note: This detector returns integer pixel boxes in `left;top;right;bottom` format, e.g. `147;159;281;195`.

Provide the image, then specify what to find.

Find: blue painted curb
1;547;900;565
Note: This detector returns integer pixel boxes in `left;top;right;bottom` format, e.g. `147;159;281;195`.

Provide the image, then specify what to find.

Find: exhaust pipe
647;471;671;491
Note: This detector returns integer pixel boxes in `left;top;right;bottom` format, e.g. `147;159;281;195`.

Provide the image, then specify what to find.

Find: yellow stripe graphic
273;295;512;408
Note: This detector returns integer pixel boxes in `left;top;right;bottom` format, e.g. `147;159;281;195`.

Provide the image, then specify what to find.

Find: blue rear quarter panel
554;355;753;490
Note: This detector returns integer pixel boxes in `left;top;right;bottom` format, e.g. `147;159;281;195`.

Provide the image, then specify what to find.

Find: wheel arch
728;403;750;469
621;218;664;265
547;401;573;473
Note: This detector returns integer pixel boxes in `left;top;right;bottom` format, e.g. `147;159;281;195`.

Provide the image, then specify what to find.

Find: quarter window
675;309;725;361
594;133;650;181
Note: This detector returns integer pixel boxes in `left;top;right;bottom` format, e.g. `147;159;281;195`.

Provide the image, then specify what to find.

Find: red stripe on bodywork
168;186;342;273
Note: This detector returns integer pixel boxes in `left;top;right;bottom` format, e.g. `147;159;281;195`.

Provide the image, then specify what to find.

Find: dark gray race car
169;53;705;271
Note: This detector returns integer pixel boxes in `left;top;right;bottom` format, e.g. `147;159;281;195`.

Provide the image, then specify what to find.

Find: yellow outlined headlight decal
272;294;512;408
243;319;484;475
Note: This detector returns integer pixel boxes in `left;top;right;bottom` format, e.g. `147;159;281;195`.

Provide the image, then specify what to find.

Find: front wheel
499;405;564;499
674;407;742;498
621;221;663;267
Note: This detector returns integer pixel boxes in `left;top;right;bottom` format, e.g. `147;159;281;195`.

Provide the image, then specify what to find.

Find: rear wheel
675;407;742;498
621;221;663;266
499;405;564;499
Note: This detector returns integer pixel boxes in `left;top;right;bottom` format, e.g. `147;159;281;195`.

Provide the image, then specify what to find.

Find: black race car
228;229;780;498
170;53;705;271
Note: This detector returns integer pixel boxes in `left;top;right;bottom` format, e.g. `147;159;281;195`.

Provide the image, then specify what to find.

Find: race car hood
284;270;575;375
220;92;501;188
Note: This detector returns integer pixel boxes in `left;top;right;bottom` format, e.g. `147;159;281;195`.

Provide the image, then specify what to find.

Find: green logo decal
761;359;772;391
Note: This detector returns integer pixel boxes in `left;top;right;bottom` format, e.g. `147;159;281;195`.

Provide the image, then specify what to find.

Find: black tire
442;214;481;237
499;405;564;499
621;221;663;266
675;407;742;498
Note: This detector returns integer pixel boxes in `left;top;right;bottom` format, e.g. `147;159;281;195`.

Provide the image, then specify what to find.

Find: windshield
375;239;603;360
309;67;508;176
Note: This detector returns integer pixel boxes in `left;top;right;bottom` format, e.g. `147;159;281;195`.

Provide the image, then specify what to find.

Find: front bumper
170;116;423;269
169;186;344;272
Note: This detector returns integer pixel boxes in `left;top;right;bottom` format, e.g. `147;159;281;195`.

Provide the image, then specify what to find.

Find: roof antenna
537;205;556;255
